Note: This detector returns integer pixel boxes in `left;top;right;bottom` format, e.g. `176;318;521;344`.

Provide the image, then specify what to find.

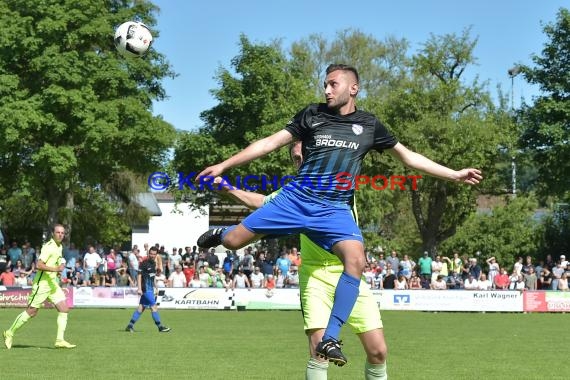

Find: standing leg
54;300;76;348
358;329;388;380
126;305;144;332
150;305;171;332
306;329;328;380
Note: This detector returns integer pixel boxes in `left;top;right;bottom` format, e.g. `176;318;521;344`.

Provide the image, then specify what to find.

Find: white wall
132;201;209;251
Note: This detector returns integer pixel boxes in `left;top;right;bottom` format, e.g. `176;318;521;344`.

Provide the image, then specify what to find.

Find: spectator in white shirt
168;265;187;288
431;274;447;290
477;273;492;290
155;268;167;288
250;267;265;288
83;245;102;286
463;274;479;290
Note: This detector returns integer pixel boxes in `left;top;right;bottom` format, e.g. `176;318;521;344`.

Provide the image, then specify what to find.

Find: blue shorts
139;291;157;307
241;188;363;251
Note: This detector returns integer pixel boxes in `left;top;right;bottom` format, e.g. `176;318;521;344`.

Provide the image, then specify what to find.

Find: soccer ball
114;21;153;58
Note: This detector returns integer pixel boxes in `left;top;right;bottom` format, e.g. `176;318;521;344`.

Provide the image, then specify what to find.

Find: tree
0;0;176;244
379;29;514;255
518;8;570;198
174;35;315;196
174;30;514;258
441;195;539;269
536;202;570;259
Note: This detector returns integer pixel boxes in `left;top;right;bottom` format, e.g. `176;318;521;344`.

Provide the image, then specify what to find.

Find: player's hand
213;176;232;192
454;168;483;185
196;164;226;182
137;289;142;295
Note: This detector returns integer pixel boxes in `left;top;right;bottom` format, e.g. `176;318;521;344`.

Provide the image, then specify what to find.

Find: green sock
365;361;387;380
8;311;31;335
56;312;68;341
306;357;329;380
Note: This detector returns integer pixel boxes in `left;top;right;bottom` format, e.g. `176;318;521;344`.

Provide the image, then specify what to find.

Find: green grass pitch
0;308;565;379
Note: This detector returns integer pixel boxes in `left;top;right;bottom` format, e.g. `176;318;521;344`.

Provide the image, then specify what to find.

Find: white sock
365;361;387;380
306;357;329;380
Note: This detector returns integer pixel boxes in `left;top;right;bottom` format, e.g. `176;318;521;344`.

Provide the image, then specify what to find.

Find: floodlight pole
508;66;521;197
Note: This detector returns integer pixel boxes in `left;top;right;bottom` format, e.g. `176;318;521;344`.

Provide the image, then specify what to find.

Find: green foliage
175;35;313;194
519;8;570;197
70;184;145;247
173;29;517;256
535;202;570;258
441;195;539;269
0;0;176;244
379;29;514;254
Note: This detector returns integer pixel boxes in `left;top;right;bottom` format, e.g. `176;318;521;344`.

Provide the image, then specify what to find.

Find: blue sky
150;0;567;131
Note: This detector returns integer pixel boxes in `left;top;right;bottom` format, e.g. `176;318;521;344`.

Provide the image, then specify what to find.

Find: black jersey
138;259;156;293
285;103;398;204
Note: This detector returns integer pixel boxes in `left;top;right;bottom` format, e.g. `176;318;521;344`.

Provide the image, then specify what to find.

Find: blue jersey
138;259;156;293
285;103;398;204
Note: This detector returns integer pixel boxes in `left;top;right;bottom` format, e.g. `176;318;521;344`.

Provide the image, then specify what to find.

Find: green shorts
300;264;383;334
28;281;66;309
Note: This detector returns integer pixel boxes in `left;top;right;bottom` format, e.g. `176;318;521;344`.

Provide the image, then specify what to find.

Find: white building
131;193;209;251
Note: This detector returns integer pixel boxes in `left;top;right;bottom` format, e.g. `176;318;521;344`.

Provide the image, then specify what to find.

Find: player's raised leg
315;239;366;366
197;223;263;250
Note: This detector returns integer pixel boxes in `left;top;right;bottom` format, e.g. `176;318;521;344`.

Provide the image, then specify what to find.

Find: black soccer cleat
125;326;134;333
315;338;347;367
158;326;171;333
197;228;225;248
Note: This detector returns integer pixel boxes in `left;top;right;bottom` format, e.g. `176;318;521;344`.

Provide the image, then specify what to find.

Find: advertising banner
523;291;570;312
234;288;301;310
157;288;235;310
373;290;523;312
0;286;73;308
9;286;569;313
72;286;139;308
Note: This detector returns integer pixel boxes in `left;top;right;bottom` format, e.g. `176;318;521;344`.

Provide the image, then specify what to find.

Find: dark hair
148;246;158;254
326;64;359;84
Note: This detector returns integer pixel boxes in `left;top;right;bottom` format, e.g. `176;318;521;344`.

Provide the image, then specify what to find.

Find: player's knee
367;344;388;363
222;234;244;250
345;255;366;274
223;240;240;250
59;305;70;313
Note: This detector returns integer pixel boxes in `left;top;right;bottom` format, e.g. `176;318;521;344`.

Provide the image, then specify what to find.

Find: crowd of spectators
362;249;570;292
0;241;303;292
1;239;568;293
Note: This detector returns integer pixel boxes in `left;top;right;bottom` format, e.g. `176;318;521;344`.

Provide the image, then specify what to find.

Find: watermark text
148;172;422;192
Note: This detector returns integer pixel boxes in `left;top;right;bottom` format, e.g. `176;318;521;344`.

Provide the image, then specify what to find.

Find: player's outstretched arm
213;176;265;210
388;142;483;185
196;129;294;179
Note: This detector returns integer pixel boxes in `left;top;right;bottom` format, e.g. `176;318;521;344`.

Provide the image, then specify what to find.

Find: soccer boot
158;325;171;333
3;331;13;350
315;338;347;367
125;326;135;333
54;340;76;349
197;228;225;248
